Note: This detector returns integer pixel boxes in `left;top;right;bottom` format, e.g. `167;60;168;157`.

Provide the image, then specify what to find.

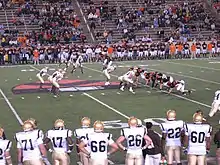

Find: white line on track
161;61;220;71
0;89;23;125
83;66;211;109
148;68;220;85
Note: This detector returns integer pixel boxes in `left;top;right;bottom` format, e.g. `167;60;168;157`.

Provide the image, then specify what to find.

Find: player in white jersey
74;117;94;165
27;118;44;139
183;113;212;165
0;127;12;165
71;54;84;74
48;69;64;97
116;117;153;165
103;56;112;70
79;121;118;165
208;90;220;118
36;67;49;88
44;119;73;165
103;65;116;86
160;110;185;165
15;120;50;165
118;68;136;94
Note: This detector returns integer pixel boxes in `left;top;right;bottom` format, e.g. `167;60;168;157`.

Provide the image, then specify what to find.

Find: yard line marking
83;93;129;119
161;61;220;71
0;97;12;100
29;65;40;71
84;66;212;109
147;68;220;85
0;89;23;125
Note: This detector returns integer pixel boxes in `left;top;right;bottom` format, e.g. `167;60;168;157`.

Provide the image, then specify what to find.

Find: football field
0;59;220;164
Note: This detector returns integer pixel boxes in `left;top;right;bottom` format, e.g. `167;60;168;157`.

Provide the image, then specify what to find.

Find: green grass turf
0;59;219;164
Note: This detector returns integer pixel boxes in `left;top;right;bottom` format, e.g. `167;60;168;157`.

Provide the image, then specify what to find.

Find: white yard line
161;61;220;71
29;65;40;71
148;68;220;85
0;89;23;125
83;66;211;109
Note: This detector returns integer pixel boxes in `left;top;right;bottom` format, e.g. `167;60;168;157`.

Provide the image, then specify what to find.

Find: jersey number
167;127;181;138
191;131;205;143
128;135;142;147
52;137;63;148
22;139;34;151
91;141;106;152
0;148;3;160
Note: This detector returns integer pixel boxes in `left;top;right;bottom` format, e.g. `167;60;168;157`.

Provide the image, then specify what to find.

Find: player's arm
160;124;166;156
5;141;12;165
38;138;51;165
206;126;212;151
43;131;51;151
78;141;90;156
143;134;153;146
116;129;126;151
108;134;118;155
66;130;74;152
15;135;23;164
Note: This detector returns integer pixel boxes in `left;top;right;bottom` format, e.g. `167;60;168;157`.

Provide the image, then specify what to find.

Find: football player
74;117;94;165
0;127;12;165
168;80;191;95
116;117;153;165
27;118;44;139
103;55;112;70
118;68;136;94
183;113;212;165
71;53;84;74
15;120;50;165
103;64;116;86
160;110;185;165
79;121;118;165
36;67;49;89
44;119;73;165
48;69;64;97
208;90;220;118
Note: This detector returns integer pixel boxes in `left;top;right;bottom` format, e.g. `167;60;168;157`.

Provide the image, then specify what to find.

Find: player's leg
80;63;84;74
216;148;220;165
208;101;219;117
36;74;44;88
60;153;70;165
197;155;206;165
174;146;181;165
134;155;143;165
27;159;44;165
187;154;197;165
125;153;135;165
166;146;174;165
52;152;60;165
103;69;110;85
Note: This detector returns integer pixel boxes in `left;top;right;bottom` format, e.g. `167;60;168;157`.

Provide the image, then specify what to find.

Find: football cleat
22;120;34;131
81;117;91;128
27;118;38;129
193;113;203;124
93;121;104;132
54;119;65;129
128;116;138;127
166;110;176;121
105;82;110;86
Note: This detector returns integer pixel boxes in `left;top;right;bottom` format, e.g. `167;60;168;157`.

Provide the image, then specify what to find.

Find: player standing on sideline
36;67;49;89
44;119;74;165
183;113;211;165
79;121;118;165
160;110;185;165
15;120;51;165
0;127;12;165
116;117;153;165
74;117;94;165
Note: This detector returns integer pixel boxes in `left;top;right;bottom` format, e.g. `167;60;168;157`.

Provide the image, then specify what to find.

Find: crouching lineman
208;90;220;118
0;127;12;165
118;68;136;94
116;117;153;165
36;67;49;89
48;69;64;97
79;121;118;165
168;80;191;95
103;65;116;85
183;113;212;165
160;110;185;165
74;117;94;165
44;119;74;165
15;120;50;165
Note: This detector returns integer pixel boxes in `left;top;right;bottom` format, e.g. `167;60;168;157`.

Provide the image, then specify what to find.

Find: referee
143;122;162;165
